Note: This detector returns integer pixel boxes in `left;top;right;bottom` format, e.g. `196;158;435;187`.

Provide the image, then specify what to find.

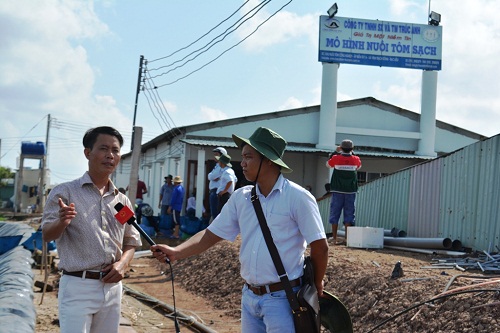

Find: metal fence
348;134;500;252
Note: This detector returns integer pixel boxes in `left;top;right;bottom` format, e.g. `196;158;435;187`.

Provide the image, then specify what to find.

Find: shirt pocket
267;211;298;245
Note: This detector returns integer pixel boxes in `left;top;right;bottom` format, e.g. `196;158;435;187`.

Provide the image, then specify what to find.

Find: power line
142;91;167;133
127;0;292;158
150;0;293;89
143;71;182;135
147;0;270;77
0;115;48;160
148;0;251;64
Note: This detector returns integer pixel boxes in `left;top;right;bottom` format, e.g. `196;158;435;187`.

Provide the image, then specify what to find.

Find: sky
1;0;499;185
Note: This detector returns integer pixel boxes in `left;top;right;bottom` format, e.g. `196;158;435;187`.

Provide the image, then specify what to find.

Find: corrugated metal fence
318;134;500;251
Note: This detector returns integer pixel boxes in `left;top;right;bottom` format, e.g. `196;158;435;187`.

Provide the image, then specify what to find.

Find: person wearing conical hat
151;127;328;332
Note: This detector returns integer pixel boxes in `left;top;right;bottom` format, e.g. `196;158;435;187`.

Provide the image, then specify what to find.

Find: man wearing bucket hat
208;147;227;221
167;175;185;239
216;153;237;212
151;127;329;332
326;139;362;245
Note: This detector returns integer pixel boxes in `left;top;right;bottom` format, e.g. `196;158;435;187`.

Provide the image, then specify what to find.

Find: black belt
247;278;301;296
62;270;107;280
209;188;217;193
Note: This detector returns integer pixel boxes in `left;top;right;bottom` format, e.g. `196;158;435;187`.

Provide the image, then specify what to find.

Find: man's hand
101;261;127;283
58;197;76;227
43;197;77;242
151;244;176;262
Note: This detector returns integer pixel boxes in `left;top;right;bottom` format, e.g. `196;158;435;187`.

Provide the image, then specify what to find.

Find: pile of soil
33;235;500;332
167;240;500;332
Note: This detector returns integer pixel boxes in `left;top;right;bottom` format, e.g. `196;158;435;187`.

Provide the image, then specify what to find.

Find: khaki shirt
42;172;142;272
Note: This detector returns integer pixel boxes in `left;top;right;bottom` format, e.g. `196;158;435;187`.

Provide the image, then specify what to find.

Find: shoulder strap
250;186;302;312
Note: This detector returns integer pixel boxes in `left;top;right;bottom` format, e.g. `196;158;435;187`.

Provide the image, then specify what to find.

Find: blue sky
1;0;499;184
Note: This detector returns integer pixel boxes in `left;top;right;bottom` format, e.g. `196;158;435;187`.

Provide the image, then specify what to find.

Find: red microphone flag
114;204;135;225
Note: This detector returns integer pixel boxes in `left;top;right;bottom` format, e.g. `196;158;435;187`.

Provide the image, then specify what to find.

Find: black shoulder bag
250;187;320;333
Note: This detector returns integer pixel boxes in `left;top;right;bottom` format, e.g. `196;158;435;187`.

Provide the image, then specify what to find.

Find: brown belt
247;278;301;296
62;270;107;280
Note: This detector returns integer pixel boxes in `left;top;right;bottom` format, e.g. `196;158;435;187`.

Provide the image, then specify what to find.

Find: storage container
347;227;384;249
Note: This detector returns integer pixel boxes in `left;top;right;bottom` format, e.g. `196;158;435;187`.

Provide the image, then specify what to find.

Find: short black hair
83;126;124;149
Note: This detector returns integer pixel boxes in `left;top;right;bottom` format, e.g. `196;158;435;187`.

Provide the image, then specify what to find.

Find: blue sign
318;16;442;70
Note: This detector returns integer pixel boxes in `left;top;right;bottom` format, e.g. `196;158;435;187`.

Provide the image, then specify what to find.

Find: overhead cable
149;0;293;89
147;0;270;76
0;115;48;160
143;72;183;137
148;0;251;64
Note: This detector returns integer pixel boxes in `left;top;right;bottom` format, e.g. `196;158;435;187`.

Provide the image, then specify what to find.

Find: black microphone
114;202;169;263
115;203;179;332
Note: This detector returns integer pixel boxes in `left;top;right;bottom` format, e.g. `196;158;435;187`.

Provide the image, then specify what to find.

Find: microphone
114;202;170;262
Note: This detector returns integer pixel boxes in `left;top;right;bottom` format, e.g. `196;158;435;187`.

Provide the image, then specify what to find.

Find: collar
79;172;118;195
255;174;285;197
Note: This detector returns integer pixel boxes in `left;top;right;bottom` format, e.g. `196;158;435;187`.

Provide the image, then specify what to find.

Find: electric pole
131;55;144;150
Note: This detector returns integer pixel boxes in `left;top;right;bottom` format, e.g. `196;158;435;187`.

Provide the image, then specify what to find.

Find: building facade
114;97;486;218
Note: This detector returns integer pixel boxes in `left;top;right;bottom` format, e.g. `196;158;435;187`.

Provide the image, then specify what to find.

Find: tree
0;167;14;187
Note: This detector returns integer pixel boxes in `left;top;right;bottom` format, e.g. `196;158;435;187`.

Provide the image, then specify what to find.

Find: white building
115;97;485;217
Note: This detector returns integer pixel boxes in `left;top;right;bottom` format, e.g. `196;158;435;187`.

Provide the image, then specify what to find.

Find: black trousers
217;192;231;214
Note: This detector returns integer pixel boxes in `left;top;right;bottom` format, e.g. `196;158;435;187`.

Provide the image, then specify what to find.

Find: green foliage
0;166;15;187
0;166;14;179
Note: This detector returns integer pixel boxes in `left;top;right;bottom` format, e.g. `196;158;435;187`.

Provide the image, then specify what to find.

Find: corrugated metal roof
180;138;237;149
181;138;433;160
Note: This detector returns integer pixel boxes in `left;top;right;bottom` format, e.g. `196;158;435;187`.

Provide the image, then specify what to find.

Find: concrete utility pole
128;126;143;207
131;55;144;151
37;114;50;212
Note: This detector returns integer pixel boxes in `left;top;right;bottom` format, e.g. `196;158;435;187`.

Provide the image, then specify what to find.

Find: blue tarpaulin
0;222;36;332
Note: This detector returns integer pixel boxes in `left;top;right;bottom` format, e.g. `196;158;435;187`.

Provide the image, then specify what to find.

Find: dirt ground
32;232;500;333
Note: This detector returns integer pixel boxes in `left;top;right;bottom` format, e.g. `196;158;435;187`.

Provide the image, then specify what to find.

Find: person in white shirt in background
186;188;206;218
207;147;226;221
216;153;237;213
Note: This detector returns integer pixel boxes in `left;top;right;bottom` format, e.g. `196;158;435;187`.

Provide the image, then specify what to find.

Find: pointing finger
58;198;67;208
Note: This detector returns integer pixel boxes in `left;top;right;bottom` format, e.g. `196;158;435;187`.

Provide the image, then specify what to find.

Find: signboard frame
318;16;442;71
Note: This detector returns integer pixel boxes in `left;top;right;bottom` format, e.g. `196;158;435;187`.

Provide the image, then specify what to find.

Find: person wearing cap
167;175;185;239
325;139;362;245
159;174;174;215
151;127;328;332
216;153;237;212
208;147;227;221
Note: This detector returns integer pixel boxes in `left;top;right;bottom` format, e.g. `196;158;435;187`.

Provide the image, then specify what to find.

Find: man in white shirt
207;147;226;221
216;153;237;213
151;127;328;332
